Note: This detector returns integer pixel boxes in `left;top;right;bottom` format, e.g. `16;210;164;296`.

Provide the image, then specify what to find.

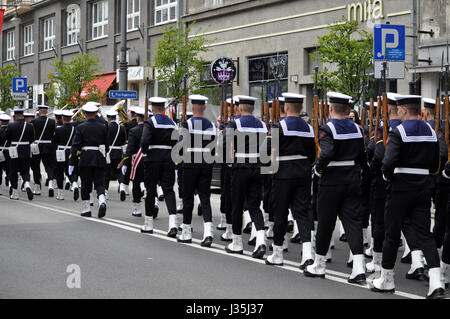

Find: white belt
394;167;429;175
187;148;210;152
57;146;71;150
82;146;100;151
12;142;29;145
35;140;52;144
149;145;172;150
235;153;259;158
277;155;307;161
328;160;355;167
109;146;123;150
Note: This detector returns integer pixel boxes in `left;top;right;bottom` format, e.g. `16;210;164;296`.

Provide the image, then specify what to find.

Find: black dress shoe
65;182;70;190
158;194;165;201
132;213;142;218
339;233;348;242
242;222;252;234
197;204;202;216
154;206;159;219
405;267;426;281
299;259;314;270
26;188;33;201
290;233;302;244
220;235;232;242
73;188;79;201
348;273;366;285
248;237;256;246
426;288;446;299
303;269;325;278
287;220;294;233
48;188;54;198
141;228;153;234
167;228;178;238
371;286;395;294
216;224;226;231
401;252;412;264
347;260;353;268
98;203;106;219
120;190;126;202
201;236;213;247
225;246;243;254
252;244;266;259
9;187;12;196
45;179;49;187
81;212;92;217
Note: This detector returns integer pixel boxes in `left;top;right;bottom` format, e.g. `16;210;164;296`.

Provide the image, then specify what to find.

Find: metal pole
119;0;128;110
411;0;417;94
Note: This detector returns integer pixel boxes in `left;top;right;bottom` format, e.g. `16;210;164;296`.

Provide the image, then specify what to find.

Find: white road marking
2;198;424;299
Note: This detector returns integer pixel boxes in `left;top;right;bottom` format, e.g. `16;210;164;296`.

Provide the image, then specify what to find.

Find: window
43;18;55;51
67;5;80;45
23;24;34;56
155;0;177;25
6;30;15;61
205;0;223;9
127;0;140;31
92;1;108;39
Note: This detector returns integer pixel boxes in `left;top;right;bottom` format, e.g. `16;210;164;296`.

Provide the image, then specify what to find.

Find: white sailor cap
232;97;240;105
423;98;442;109
385;92;401;105
62;110;73;118
24;112;35;118
327;92;353;105
133;107;145;116
365;101;378;107
106;110;118;117
226;98;232;105
149;97;167;107
0;110;4;114
396;94;422;106
189;95;209;105
81;102;99;113
278;97;285;104
37;105;49;109
53;109;63;116
0;114;11;121
282;93;306;104
234;95;257;105
13;108;25;115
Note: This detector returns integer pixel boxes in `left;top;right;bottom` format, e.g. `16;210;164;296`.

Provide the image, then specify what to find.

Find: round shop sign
210;57;236;85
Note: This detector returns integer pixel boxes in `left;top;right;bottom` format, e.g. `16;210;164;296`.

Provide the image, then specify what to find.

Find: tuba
113;100;131;125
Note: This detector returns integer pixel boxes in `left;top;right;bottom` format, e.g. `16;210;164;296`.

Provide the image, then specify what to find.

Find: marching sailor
177;95;217;247
0;113;11;195
225;95;267;258
53;110;79;201
30;105;56;197
54;109;64;127
69;102;108;218
140;97;178;236
265;93;316;267
120;107;139;200
372;95;445;299
5;109;35;201
305;92;367;284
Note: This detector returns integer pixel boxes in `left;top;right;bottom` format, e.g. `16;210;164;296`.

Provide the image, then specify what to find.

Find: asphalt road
0;181;438;299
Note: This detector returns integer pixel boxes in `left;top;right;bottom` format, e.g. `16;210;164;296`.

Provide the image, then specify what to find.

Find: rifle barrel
382;93;388;146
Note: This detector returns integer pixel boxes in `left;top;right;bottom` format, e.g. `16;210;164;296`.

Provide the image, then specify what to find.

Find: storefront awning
81;72;116;98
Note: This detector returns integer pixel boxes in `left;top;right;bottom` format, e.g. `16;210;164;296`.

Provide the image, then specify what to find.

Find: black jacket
5;119;35;158
124;123;144;167
141;114;178;163
53;123;75;159
31;116;56;154
107;121;127;161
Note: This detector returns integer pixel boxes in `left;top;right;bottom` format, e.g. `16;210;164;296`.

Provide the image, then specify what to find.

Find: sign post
210;57;236;123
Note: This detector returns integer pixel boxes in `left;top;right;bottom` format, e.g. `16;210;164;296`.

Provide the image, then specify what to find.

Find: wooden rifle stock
382;93;388;146
445;96;449;162
276;99;280;123
230;100;234;119
265;102;269;126
313;95;320;158
271;99;276;124
374;96;381;143
320;100;325;125
261;100;265;121
224;100;228;123
361;107;366;131
182;95;187;124
220;101;224;124
369;98;374;138
435;97;441;134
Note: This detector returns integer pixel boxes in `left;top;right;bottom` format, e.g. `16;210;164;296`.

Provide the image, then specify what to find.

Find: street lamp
10;12;22;26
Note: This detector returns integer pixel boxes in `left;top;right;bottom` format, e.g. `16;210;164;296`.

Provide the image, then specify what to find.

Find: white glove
382;174;389;182
122;165;127;175
313;166;322;178
68;165;74;176
442;170;450;180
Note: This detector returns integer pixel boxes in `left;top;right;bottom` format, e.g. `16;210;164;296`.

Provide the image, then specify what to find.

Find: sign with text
109;90;137;99
374;24;405;61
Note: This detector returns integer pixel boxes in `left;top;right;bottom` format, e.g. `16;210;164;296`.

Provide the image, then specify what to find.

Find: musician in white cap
140;97;178;236
177;95;216;247
69;102;108;218
305;92;367;284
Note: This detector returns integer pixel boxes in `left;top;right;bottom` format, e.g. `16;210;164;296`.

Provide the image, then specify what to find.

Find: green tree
151;21;211;105
46;53;103;109
312;17;373;105
0;65;20;111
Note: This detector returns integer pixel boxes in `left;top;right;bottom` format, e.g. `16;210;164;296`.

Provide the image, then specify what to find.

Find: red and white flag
0;9;5;34
130;148;143;180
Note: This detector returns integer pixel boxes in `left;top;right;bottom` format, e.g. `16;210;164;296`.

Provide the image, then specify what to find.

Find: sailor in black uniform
30;105;56;197
140;97;178;236
105;110;126;201
225;95;267;258
265;93;316;267
120;107;139;199
305;92;367;284
54;110;63;127
5;109;35;200
440;160;450;288
0;113;11;195
372;95;445;299
177;95;216;247
68;102;108;218
53;110;79;201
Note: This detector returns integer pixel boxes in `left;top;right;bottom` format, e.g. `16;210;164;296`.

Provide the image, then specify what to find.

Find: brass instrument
113;100;131;125
72;108;86;122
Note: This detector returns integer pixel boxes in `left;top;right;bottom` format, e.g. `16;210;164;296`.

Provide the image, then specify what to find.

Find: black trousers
361;170;372;229
442;197;450;264
8;157;31;189
131;163;144;204
105;159;123;191
231;167;265;235
263;174;273;222
432;181;449;248
316;183;364;256
371;182;387;253
177;164;184;200
272;178;312;246
144;161;176;217
79;166;106;201
31;153;56;185
311;175;319;222
220;165;233;223
382;189;440;270
55;161;77;189
182;166;213;224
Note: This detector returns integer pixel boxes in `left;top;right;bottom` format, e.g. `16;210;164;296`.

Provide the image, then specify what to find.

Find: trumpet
113;100;131;125
72;108;86;122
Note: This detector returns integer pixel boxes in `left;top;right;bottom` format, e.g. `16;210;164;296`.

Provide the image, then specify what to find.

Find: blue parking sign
12;77;28;93
374;24;405;61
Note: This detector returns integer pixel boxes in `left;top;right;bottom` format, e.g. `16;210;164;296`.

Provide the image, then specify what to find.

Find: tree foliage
0;65;20;111
46;53;104;109
312;17;373;105
151;21;211;104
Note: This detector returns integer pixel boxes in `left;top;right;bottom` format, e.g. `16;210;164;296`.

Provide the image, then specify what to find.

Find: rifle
374;96;381;143
220;101;224;124
261;99;265;121
224;99;228;123
446;39;450;161
182;95;187;124
382;61;388;146
436;51;444;134
320;74;324;125
275;98;280;123
230;98;234;119
313;66;320;158
324;76;329;122
144;78;149;121
361;84;367;131
265;102;269;127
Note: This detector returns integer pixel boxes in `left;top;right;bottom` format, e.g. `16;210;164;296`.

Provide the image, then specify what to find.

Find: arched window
67;4;81;45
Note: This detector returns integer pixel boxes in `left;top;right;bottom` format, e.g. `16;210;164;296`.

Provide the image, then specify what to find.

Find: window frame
154;0;177;26
67;6;80;46
127;0;140;31
43;17;55;52
6;30;15;61
92;0;109;40
23;24;34;57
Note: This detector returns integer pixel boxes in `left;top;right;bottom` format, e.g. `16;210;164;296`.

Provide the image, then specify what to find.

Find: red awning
80;72;116;98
